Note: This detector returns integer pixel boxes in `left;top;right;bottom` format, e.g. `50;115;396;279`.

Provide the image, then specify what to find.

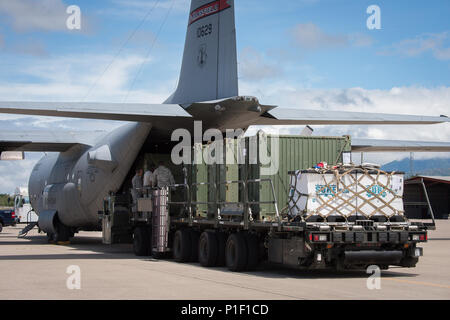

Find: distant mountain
382;158;450;177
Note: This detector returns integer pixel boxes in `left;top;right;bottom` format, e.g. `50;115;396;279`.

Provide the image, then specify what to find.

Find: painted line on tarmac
384;277;450;289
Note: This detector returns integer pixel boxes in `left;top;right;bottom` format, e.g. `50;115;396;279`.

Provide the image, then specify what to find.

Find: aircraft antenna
123;0;176;103
82;0;162;102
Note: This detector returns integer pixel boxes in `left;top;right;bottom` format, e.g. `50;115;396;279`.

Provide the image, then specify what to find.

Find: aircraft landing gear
47;220;73;244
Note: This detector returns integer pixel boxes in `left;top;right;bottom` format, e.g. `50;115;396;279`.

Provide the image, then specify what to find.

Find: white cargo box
288;167;404;219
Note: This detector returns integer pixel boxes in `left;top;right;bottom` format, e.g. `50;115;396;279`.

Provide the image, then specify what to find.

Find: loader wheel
198;231;218;267
245;233;260;271
400;256;418;268
226;233;248;272
173;229;192;262
133;226;150;256
216;231;226;267
189;230;200;262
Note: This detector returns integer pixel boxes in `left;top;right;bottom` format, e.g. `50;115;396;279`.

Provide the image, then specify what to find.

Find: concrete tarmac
0;221;449;300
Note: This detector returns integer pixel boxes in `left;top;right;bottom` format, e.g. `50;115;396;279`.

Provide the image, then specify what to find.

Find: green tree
0;194;13;207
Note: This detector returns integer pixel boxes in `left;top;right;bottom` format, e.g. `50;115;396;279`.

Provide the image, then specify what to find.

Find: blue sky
1;0;449;95
0;0;449;193
237;0;450;89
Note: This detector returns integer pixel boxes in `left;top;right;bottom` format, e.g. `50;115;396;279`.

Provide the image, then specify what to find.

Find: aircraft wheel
54;221;72;243
46;232;55;243
198;231;218;267
226;233;248;272
173;229;192;262
133;226;150;256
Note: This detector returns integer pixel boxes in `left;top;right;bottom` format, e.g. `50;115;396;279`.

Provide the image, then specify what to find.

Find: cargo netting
287;164;405;222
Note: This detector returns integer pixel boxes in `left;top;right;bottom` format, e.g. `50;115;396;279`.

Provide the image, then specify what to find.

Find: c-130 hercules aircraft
0;0;449;242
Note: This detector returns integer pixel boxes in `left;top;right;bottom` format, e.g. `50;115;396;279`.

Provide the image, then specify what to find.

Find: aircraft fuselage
29;122;151;229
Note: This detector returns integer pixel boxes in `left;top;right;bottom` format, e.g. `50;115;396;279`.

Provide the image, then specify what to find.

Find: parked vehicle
0;208;16;232
14;187;38;223
101;134;429;271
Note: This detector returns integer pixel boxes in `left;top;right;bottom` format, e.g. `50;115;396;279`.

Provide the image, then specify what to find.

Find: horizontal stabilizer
257;107;449;125
0;130;107;152
0;101;192;122
352;138;450;152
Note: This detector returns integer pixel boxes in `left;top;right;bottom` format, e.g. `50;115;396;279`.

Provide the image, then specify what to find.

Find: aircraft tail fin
165;0;238;104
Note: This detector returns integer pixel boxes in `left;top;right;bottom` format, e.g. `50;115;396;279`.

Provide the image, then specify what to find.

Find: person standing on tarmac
152;161;175;188
131;168;143;212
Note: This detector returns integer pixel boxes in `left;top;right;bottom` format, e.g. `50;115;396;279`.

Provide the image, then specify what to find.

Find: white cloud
0;53;173;102
0;155;39;194
291;23;373;51
379;31;450;61
99;0;189;19
238;47;281;81
0;0;68;32
292;23;348;49
0;0;95;35
349;33;374;47
9;39;48;57
242;81;450;165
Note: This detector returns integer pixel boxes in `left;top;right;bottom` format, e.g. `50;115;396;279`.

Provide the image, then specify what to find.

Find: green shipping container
189;133;351;220
245;132;352;219
190;140;240;218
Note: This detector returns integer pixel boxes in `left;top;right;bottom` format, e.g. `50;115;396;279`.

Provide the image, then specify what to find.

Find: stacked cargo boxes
189;140;240;218
288;167;405;222
191;143;208;217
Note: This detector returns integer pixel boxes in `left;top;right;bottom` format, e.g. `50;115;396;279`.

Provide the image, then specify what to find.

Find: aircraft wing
0;101;192;122
0;130;107;152
352;138;450;152
256;107;450;125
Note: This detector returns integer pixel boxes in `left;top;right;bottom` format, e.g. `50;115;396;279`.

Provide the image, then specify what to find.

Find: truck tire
198;231;218;267
173;229;192;262
216;231;226;266
133;227;150;256
0;223;3;233
245;233;260;271
189;230;200;262
226;233;248;272
400;256;418;268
